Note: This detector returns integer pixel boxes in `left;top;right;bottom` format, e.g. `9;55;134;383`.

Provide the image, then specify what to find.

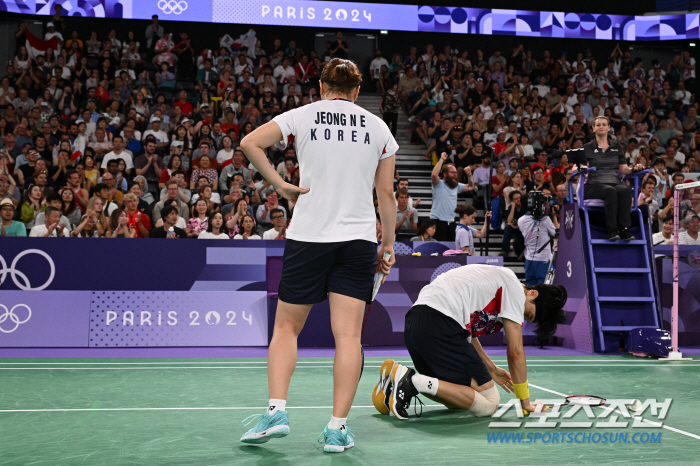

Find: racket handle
371;252;392;301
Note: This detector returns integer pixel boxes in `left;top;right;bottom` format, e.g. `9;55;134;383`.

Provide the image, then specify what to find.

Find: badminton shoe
240;410;290;444
318;425;355;453
389;364;419;420
372;359;396;415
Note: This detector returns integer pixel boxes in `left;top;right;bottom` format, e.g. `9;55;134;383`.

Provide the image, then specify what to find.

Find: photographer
518;192;560;285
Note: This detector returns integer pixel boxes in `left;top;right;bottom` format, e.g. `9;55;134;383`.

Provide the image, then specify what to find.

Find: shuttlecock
627;399;642;412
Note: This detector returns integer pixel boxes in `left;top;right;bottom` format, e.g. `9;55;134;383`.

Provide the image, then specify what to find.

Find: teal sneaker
240;411;290;444
318;425;355;453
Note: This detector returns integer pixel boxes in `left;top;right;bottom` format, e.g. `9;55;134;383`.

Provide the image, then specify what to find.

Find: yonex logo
399;390;404;399
157;0;188;14
0;304;31;333
428;381;433;389
0;249;56;290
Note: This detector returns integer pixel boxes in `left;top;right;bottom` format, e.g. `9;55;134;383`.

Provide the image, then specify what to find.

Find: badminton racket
529;395;606;415
538;395;607;412
359;251;392;380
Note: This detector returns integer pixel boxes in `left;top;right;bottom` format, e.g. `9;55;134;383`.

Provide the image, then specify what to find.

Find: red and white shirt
414;264;525;339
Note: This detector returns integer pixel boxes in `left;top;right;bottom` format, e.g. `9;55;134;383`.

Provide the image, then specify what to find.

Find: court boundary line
529;383;700;441
0;364;697;370
0;359;684;365
0;404;450;413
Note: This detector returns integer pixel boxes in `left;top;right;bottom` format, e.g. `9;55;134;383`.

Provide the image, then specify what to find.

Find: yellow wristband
513;381;530;400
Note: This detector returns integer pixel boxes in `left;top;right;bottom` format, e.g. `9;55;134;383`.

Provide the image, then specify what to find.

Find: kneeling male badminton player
373;264;567;420
239;58;398;453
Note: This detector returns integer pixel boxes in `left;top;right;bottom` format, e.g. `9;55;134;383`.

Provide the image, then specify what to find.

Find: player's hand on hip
276;182;309;201
377;246;395;283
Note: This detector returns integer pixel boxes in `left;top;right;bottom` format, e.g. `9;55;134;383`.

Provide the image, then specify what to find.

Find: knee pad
468;386;500;417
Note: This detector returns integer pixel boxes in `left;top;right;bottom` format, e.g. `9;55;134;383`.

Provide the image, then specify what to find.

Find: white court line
0;364;697;370
0;359;683;365
0;404;448;414
529;383;700;441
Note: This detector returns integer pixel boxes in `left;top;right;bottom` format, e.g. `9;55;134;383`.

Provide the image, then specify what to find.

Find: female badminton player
239;58;398;453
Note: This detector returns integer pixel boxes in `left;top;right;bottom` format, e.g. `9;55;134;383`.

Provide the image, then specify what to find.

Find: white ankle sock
411;373;439;396
268;399;286;415
328;416;347;430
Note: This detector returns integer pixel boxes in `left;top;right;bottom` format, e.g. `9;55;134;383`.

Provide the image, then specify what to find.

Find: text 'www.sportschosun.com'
487;432;662;444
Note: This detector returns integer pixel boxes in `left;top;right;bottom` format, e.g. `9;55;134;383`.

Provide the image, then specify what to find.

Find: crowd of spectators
376;42;700;250
0;11;356;239
1;8;699;248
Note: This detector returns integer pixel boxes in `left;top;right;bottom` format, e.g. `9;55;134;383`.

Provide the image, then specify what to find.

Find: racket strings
566;395;606;406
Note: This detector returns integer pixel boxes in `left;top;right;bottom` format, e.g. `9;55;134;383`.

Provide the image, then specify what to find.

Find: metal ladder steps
593;268;650;273
597;297;655;302
601;325;657;331
590;240;646;245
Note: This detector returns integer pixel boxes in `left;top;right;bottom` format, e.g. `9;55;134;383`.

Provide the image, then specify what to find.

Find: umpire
568;116;644;241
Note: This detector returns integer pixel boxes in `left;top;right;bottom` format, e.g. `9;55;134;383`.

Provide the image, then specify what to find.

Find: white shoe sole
240;424;290;444
324;442;355;453
377;359;396;414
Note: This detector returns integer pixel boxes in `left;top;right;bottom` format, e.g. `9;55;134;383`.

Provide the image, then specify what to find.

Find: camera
526;191;549;220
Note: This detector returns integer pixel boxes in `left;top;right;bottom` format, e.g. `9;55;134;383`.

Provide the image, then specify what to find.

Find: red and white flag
26;30;58;60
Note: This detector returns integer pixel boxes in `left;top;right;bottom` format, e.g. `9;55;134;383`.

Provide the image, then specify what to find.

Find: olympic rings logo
0;304;31;333
0;249;55;290
157;0;188;14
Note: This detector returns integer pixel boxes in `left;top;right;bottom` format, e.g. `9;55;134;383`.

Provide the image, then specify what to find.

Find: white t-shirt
455;224;477;255
683;57;696;80
679;231;700;245
198;231;229;239
272;99;398;243
101;150;134;169
675;90;692;105
262;228;283;240
370;57;390;79
652;231;673;246
516;144;534;158
273;65;295;84
29;224;70;237
414;264;525;339
44;31;63;50
233;234;261;240
217;149;234;164
518;215;556;262
143;129;168;143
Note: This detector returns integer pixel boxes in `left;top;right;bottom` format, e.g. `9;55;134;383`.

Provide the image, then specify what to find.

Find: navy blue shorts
404;304;492;387
278;239;377;305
